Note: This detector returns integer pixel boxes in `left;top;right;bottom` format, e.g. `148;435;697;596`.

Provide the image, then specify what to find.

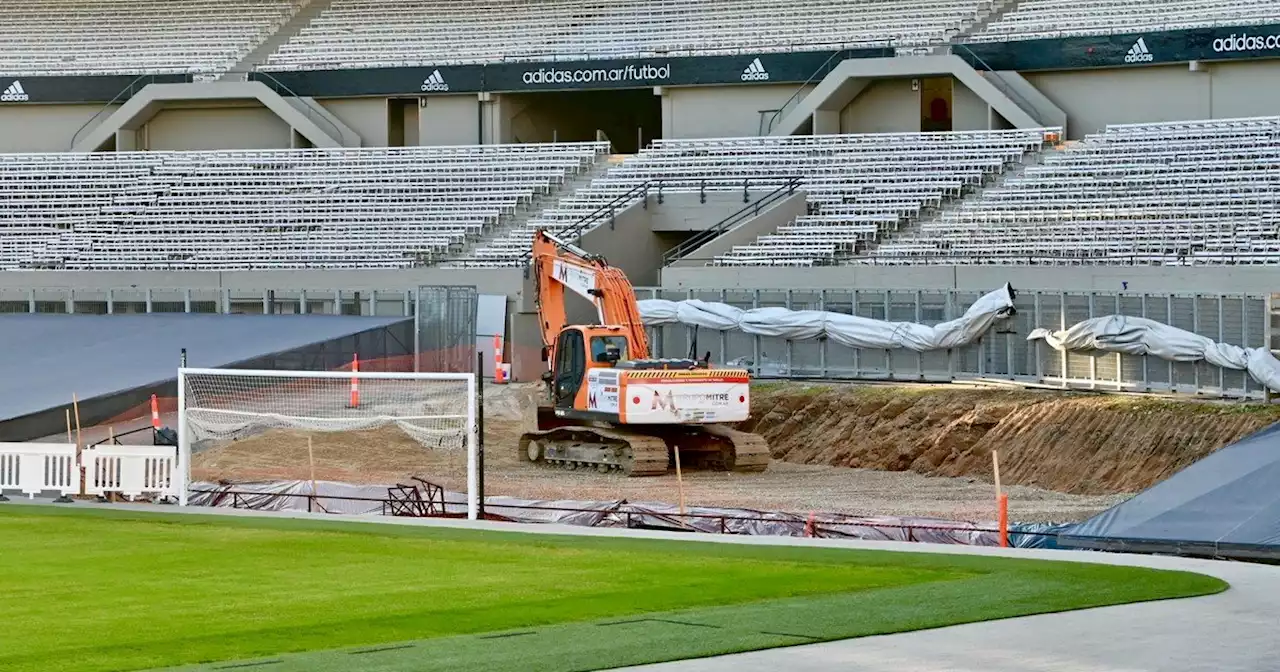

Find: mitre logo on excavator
651;389;679;412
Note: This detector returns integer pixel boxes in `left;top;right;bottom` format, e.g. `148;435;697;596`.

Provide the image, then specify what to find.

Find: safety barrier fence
186;487;1062;546
0;442;178;502
636;287;1274;399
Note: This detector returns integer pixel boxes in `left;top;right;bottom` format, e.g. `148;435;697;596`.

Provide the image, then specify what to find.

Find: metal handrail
243;69;346;144
760;49;853;136
951;43;1042;125
68;73;163;150
662;176;803;264
519;180;657;264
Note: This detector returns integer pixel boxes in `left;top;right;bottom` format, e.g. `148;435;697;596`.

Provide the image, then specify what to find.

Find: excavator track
520;426;670;477
519;424;769;477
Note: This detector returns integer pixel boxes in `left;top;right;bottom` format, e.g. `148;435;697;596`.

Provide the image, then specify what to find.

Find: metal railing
759;49;855;135
241;69;346;145
662;176;803;265
518;180;660;266
68;74;182;150
951;42;1043;126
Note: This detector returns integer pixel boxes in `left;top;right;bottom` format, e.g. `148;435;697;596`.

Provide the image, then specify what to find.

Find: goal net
177;368;478;518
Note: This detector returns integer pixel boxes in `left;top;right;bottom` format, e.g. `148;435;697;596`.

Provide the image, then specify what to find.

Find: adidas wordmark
1124;38;1154;63
1;80;29;102
421;69;449;92
741;58;770;82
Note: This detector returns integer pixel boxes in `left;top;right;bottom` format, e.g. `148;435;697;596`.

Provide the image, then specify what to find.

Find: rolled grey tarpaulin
1028;314;1280;392
638;283;1017;352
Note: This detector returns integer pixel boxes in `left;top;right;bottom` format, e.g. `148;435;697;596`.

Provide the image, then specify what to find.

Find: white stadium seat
0;143;609;270
0;0;300;76
861;116;1280;266
453;129;1057;268
968;0;1280;42
263;0;989;71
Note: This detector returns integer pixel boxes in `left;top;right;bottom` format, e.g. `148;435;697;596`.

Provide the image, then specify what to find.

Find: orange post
349;354;360;408
998;493;1009;548
150;394;162;430
493;334;506;384
805;511;817;538
992;450;1008;548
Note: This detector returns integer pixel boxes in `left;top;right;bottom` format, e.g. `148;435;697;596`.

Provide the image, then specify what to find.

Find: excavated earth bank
744;382;1280;496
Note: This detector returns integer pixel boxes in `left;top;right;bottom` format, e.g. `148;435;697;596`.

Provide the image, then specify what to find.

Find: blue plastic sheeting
0;313;408;425
1061;421;1280;560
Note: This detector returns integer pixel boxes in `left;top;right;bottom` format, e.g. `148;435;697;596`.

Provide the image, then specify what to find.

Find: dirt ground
746;382;1280;495
187;381;1280;524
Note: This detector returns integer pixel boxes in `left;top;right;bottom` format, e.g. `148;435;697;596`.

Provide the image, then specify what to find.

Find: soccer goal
177;368;479;519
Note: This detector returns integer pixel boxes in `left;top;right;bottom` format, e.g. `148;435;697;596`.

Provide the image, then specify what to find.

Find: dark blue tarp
1060;421;1280;560
0;313;411;440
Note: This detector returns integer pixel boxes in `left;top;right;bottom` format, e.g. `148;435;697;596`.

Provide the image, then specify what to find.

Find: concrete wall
0;103;119;152
840;78;918;133
420;95;480;145
660;265;1280;295
318;97;389;146
144;105;290;150
648;191;778;232
952;80;989;130
669;191;809;267
1024;60;1280;139
663;84;811;138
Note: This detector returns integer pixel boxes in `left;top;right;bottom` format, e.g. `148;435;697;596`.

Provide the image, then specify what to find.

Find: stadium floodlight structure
177;368;479;519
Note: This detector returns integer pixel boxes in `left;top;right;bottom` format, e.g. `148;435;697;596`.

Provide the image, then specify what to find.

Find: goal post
176;368;479;519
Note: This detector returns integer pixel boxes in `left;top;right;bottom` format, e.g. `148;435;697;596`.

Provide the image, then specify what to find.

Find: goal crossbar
177;367;479;519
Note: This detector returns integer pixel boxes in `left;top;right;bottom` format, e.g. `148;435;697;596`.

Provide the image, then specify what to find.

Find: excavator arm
531;230;650;361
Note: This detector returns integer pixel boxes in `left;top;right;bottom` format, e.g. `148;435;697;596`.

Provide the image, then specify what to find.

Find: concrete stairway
449;153;620;260
953;0;1021;42
854;143;1057;258
219;0;335;80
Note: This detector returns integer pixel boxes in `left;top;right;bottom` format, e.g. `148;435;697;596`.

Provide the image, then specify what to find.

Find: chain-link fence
635;288;1271;399
416;285;478;373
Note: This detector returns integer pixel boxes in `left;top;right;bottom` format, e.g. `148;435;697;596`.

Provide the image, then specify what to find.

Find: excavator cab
548;325;635;411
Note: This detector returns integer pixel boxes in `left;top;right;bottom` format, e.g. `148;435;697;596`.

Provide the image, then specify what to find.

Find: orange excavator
519;230;770;477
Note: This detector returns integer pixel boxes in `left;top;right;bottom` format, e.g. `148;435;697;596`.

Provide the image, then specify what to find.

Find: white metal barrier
0;443;78;499
82;444;179;501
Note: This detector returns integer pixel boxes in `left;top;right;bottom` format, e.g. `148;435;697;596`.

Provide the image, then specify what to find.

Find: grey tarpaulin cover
190;480;1002;545
1027;314;1280;391
638;283;1016;351
1060;422;1280;560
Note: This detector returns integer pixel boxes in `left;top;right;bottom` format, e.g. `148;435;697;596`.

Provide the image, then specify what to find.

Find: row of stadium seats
2;0;1278;76
969;0;1280;42
264;0;978;71
453;129;1055;267
0;143;608;270
868;116;1280;265
0;0;299;76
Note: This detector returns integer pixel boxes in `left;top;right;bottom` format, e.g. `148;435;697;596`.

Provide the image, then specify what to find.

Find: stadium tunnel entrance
501;88;661;153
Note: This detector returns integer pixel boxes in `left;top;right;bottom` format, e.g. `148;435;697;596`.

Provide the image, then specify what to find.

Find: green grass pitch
0;505;1225;672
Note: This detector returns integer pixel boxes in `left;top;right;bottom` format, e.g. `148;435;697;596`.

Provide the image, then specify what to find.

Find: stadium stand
869;116;1280;265
0;0;300;76
457;129;1055;267
0;142;608;270
263;0;987;70
968;0;1280;41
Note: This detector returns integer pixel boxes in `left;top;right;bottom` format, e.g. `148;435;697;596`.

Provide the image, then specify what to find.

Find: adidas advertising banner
257;48;889;97
0;73;190;104
254;65;485;97
960;22;1280;72
482;50;887;91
